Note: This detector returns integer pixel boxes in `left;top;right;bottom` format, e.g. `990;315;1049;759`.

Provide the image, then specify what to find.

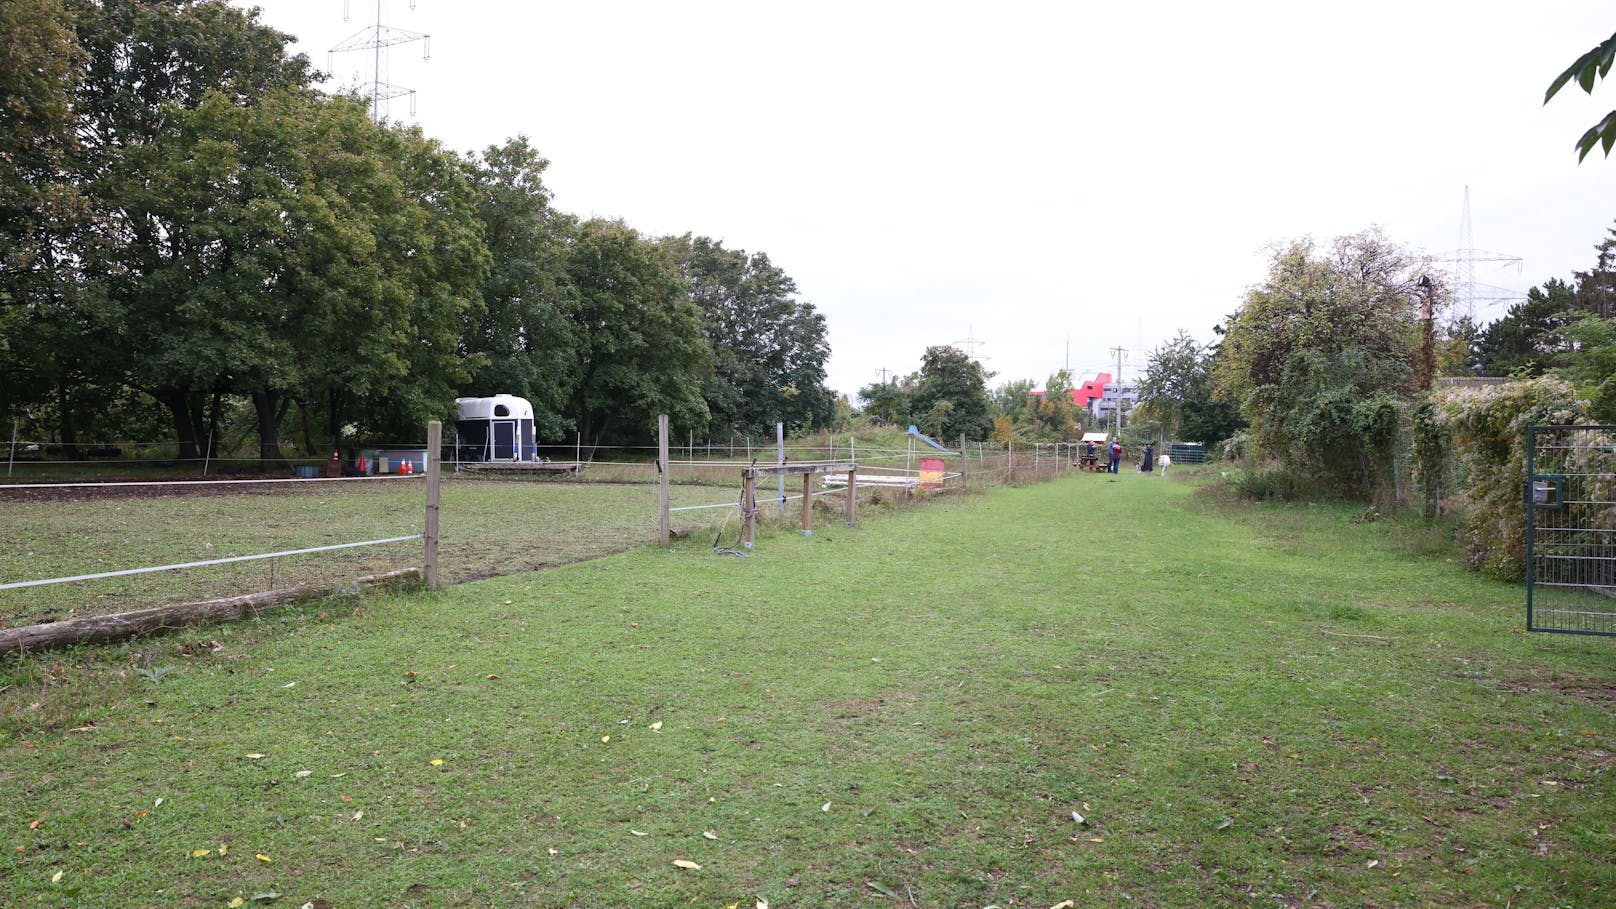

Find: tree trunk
57;381;81;460
159;390;201;461
250;389;289;470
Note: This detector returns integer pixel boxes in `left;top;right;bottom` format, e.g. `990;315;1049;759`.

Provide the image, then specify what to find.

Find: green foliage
461;136;577;440
662;235;833;440
1472;278;1579;377
1138;330;1243;447
909;345;991;442
857;377;910;426
1214;230;1423;496
1544;29;1616;161
562;219;713;449
1431;376;1589;577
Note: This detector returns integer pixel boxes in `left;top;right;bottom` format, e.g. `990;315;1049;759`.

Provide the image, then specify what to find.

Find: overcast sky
238;1;1616;399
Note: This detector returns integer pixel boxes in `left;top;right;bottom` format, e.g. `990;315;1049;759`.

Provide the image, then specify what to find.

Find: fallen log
0;567;421;656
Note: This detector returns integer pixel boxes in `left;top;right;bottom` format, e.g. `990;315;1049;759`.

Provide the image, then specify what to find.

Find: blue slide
906;425;954;453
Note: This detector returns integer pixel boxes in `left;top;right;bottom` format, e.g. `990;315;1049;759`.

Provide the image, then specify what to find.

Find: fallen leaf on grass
246;753;265;760
294;770;312;779
155;798;163;808
757;901;769;909
191;848;212;858
352;811;363;821
51;870;63;883
601;736;611;744
429;759;444;766
1367;859;1380;869
702;830;718;840
339;795;353;803
1071;811;1085;825
630;830;648;837
1050;901;1075;909
218;843;228;855
649;721;663;732
281;682;296;689
255;853;272;863
229;899;246;908
821;802;831;813
867;881;896;897
487;674;500;680
250;892;280;901
673;859;702;870
1215;818;1234;830
28;819;42;830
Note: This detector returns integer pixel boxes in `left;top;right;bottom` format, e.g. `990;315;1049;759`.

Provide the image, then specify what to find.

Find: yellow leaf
192;849;212;858
245;753;265;760
702;830;717;840
672;859;702;870
217;843;228;855
255;853;272;863
650;721;663;732
229;899;246;908
1050;902;1076;909
429;758;444;766
353;811;363;821
630;829;647;837
601;736;610;743
757;901;769;909
50;870;63;883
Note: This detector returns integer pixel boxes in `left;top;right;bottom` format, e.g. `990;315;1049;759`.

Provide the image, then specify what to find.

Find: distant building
1030;372;1111;409
1093;380;1139;425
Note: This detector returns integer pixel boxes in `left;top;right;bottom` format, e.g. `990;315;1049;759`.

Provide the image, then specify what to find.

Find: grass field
3;468;1613;908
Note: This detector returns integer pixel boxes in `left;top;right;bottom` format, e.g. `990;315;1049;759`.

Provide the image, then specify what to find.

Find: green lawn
3;469;1612;908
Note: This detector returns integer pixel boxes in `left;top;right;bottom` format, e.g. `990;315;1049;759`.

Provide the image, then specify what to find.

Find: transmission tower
329;0;430;122
1436;186;1523;322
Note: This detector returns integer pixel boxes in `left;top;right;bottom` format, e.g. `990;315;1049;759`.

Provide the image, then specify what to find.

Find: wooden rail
740;463;857;548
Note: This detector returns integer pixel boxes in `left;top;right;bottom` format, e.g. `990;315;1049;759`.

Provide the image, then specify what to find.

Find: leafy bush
1431;377;1589;578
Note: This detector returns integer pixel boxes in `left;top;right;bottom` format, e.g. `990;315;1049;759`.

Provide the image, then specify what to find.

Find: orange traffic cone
403;458;413;476
358;453;368;474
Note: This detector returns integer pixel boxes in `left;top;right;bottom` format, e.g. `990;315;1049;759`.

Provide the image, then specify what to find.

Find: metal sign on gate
1527;424;1616;636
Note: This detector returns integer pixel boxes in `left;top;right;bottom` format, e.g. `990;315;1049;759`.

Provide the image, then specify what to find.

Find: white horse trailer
454;395;536;463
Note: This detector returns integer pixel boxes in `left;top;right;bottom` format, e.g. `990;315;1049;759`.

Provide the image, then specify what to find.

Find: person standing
1108;439;1122;474
1142;442;1155;473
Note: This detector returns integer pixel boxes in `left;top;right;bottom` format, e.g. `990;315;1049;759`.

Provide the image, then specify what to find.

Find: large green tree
461;136;577;440
26;0;317;458
662;234;833;440
98;88;488;466
1138;330;1243;447
909;345;992;443
561;219;712;451
1213;230;1423;494
1471;279;1579;377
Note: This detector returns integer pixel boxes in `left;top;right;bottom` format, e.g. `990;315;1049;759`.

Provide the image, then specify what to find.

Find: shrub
1431;377;1589;578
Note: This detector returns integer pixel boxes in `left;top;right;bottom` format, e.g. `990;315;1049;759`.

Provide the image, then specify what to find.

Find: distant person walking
1108;440;1122;474
1142;443;1155;473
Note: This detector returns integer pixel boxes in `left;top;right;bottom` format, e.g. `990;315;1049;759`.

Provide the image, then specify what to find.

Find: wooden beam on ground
0;568;422;656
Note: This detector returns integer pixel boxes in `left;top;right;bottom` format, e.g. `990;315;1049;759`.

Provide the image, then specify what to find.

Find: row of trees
0;0;834;465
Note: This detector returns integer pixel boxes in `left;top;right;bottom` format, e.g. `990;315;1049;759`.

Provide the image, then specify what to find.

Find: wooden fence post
742;474;757;549
846;467;857;526
425;420;441;589
801;472;812;536
658;414;670;546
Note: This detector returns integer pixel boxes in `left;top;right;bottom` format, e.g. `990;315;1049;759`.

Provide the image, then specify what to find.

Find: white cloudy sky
238;1;1616;398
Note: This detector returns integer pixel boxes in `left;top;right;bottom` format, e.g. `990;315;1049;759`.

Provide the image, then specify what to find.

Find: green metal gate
1527;424;1616;636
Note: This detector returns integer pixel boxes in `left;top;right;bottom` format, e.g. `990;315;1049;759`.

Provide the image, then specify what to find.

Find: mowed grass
2;469;1614;908
0;477;743;627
